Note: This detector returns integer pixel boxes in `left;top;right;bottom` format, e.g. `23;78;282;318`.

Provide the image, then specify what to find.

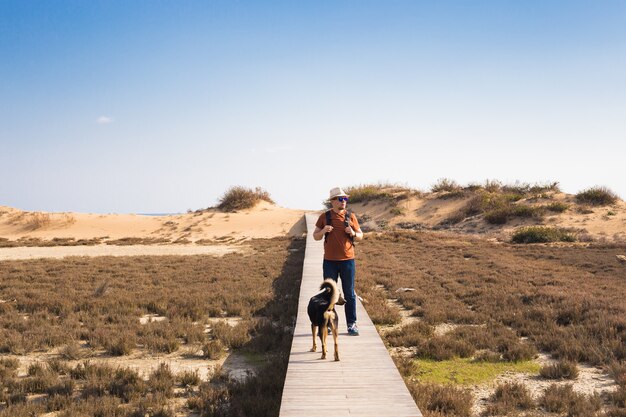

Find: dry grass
358;229;626;415
332;183;419;209
511;226;577;243
0;237;305;417
483;381;534;415
576;186;620;206
540;384;603;415
0;237;105;248
539;360;579;380
442;180;563;225
217;186;274;212
360;231;626;366
431;178;462;193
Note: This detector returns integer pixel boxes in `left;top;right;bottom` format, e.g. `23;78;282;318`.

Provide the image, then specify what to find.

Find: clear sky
1;1;625;213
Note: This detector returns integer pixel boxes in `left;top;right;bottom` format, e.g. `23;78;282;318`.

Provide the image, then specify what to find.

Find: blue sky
1;1;625;212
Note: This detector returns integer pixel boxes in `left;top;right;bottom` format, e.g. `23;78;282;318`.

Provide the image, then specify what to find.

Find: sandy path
0;244;242;261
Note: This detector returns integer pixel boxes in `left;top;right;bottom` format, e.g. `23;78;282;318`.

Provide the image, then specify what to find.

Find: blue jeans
323;259;357;326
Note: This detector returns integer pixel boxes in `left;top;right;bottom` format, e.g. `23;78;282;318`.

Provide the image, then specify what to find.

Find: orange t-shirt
315;210;361;261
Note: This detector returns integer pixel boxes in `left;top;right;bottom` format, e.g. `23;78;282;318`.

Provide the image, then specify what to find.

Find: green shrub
576;186;619;206
511;226;576;244
217;186;274;212
343;183;417;205
546;202;569;213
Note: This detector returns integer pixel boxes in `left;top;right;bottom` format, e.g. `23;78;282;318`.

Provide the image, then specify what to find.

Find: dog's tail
320;279;339;315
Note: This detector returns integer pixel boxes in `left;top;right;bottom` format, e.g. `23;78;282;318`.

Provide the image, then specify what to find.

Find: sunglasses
333;196;349;202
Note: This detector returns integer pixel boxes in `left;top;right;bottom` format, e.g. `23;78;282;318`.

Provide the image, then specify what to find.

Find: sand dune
1;189;625;261
0;201;307;242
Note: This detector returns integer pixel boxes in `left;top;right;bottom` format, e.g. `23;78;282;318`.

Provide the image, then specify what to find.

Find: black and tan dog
307;279;342;361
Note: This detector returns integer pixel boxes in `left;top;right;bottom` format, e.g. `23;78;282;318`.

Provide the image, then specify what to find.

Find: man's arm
313;225;332;241
345;225;363;242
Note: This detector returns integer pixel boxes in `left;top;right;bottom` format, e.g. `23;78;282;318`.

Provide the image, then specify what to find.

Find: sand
350;191;626;242
0;201;308;260
0;244;242;261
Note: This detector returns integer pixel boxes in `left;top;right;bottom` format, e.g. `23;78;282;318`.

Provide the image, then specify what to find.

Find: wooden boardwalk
279;213;422;417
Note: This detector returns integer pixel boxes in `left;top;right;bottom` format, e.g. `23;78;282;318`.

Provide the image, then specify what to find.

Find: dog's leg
310;324;317;352
331;317;339;361
321;320;328;359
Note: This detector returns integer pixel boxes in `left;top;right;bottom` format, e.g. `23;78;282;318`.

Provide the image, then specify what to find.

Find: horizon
2;1;625;213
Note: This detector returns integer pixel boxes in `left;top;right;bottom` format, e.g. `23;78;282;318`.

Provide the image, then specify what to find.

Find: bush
178;369;201;387
109;367;144;402
511;226;576;244
576;186;619;206
541;384;575;413
540;383;602;416
407;382;472;417
484;382;534;415
148;363;175;397
431;178;461;193
546;202;569;213
217;186;274;212
212;321;251;348
0;357;19;381
540;360;579;380
608;385;626;409
202;339;226;360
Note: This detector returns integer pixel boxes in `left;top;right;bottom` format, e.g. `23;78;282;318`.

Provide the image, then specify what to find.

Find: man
313;187;363;336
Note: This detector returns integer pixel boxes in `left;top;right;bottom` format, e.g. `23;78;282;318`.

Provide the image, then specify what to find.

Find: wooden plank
279;213;422;417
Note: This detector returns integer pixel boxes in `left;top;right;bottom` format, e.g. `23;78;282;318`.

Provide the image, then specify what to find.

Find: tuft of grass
431;178;461;193
147;363;175;397
484;381;534;415
540;360;579;380
202;339;226;359
178;369;200;387
576;186;620;206
25;212;51;230
413;357;540;385
511;226;576;244
546;202;570;213
217;186;274;212
540;383;602;416
343;183;418;205
406;382;473;417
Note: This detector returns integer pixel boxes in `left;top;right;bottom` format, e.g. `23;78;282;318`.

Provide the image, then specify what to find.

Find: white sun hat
329;187;349;200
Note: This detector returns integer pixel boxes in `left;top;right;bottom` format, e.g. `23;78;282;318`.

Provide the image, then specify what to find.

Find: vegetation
358;230;626;415
411;358;539;385
442;180;562;225
0;237;305;417
342;183;419;205
484;382;534;415
511;226;576;243
431;178;462;193
540;360;579;380
217;186;274;212
576;186;620;206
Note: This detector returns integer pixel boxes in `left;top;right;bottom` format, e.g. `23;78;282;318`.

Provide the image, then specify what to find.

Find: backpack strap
324;210;332;243
345;210;354;243
324;210;355;244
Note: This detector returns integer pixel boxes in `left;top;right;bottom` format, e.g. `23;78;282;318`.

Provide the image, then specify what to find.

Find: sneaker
347;323;359;336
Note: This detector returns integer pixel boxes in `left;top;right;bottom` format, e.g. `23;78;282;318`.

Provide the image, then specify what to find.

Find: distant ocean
136;213;182;216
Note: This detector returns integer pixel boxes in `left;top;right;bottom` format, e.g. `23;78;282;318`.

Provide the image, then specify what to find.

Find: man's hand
345;226;355;237
323;225;333;233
